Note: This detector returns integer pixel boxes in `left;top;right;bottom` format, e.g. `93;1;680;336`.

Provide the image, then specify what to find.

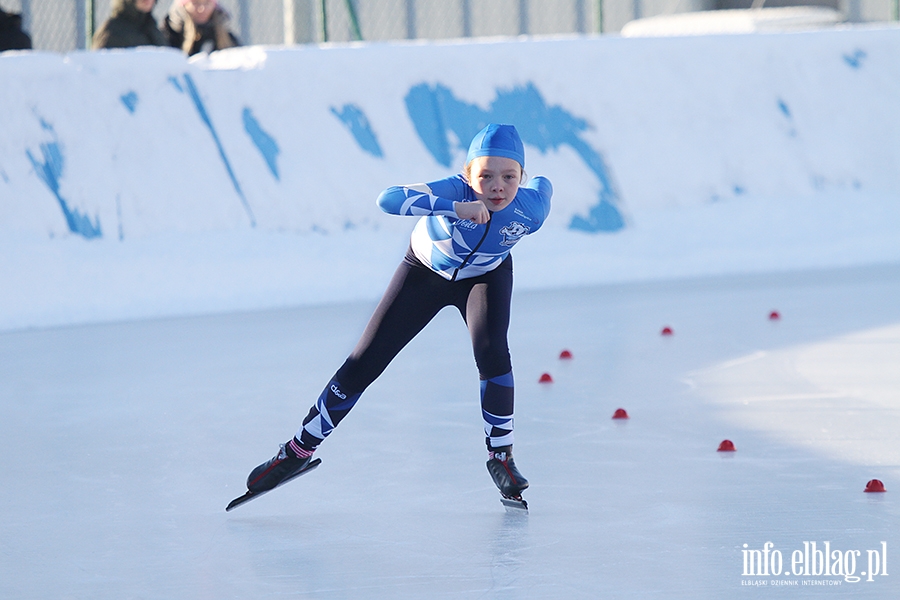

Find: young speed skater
239;123;552;507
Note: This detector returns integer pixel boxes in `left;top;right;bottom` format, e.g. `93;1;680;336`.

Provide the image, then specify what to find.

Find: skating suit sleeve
377;175;552;280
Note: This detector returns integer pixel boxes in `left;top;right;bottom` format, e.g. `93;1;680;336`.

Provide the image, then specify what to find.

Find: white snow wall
2;28;900;331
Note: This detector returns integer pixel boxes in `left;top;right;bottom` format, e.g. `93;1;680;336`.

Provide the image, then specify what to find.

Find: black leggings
296;247;515;450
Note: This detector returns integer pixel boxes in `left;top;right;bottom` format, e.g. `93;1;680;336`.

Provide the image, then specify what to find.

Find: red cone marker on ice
769;310;781;320
539;373;553;383
612;408;629;419
559;349;573;359
661;326;673;336
717;439;736;452
865;479;886;493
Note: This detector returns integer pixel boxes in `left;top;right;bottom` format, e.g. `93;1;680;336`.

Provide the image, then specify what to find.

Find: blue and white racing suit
295;174;552;452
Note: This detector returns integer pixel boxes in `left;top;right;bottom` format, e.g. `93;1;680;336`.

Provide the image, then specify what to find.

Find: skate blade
500;494;528;511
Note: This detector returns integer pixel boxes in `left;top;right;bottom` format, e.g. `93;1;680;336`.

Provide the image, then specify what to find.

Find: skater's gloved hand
454;200;490;225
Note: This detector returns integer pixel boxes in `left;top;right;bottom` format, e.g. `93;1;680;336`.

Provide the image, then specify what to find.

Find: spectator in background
92;0;165;49
0;5;32;50
162;0;239;56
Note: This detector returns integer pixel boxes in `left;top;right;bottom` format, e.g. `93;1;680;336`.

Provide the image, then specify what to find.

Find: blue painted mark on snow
843;49;867;69
777;99;791;119
168;76;184;92
776;98;797;137
242;107;280;180
120;91;139;113
182;73;256;227
404;82;624;233
330;104;384;158
26;119;102;239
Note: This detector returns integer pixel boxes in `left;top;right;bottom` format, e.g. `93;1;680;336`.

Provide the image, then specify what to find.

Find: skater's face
467;156;522;212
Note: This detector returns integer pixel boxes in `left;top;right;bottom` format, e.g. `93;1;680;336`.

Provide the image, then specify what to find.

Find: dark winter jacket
161;4;238;56
0;8;32;51
92;0;166;50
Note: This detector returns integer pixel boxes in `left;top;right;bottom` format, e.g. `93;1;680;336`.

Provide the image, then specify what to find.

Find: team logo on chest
499;221;530;246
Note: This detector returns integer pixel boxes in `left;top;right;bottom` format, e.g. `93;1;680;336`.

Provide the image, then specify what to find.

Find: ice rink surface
2;263;899;599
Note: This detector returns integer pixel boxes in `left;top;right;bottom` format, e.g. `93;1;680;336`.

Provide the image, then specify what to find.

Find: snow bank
2;27;900;331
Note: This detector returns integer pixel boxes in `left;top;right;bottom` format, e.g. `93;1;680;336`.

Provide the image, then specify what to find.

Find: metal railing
4;0;607;53
3;0;897;54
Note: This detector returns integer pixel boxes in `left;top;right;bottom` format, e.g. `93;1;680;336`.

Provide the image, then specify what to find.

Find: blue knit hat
466;124;525;169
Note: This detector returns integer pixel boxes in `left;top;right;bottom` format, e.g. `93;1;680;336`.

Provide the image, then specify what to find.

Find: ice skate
486;446;529;509
226;440;321;511
246;440;315;492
